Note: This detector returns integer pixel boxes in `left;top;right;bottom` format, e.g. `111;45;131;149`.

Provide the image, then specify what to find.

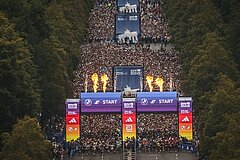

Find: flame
91;73;98;93
146;75;154;92
101;74;109;92
155;77;164;92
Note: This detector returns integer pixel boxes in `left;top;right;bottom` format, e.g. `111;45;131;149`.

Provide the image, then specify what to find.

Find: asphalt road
64;152;197;160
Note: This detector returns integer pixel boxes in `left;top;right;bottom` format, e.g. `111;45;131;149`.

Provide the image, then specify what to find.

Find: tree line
162;0;240;159
0;0;94;156
0;0;94;132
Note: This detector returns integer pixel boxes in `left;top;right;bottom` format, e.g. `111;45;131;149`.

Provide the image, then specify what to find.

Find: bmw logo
141;98;148;105
84;99;92;106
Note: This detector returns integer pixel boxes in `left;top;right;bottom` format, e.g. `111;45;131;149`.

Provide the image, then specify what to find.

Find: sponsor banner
80;92;121;113
122;101;136;141
66;99;80;142
66;116;80;125
66;103;79;110
137;92;178;112
113;66;143;92
179;113;192;123
115;13;140;44
66;124;80;142
178;97;193;140
66;110;79;117
179;100;192;112
179;123;193;132
122;113;136;123
117;0;140;13
122;124;137;140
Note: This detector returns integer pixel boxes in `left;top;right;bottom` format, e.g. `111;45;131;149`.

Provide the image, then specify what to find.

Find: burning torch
146;75;154;92
91;73;99;93
101;74;109;93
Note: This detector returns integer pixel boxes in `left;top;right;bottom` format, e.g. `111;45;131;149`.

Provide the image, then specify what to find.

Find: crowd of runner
42;0;198;159
73;0;179;97
45;113;183;158
88;0;116;42
140;0;170;43
88;0;170;43
137;113;179;153
73;42;180;97
45;114;197;158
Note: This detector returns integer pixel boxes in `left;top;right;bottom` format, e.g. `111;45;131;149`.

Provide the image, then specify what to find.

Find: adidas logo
69;118;77;123
125;117;133;122
182;116;189;122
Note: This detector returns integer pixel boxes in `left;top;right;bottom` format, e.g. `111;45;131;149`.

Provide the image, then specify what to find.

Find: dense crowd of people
88;0;170;43
140;0;170;43
42;0;199;159
43;113;198;158
88;0;116;42
137;113;179;153
73;42;180;97
73;0;179;96
80;114;122;155
45;113;183;158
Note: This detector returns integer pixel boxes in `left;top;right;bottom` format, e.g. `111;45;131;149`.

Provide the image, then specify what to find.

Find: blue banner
113;66;143;92
115;13;140;43
180;142;195;153
137;92;178;112
80;92;121;113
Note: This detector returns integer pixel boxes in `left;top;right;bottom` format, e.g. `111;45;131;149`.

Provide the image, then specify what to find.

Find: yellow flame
91;73;98;93
146;75;154;92
155;77;164;92
101;74;109;93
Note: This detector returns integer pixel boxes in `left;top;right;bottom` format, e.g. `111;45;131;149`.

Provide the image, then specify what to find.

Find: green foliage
198;75;240;159
0;116;52;160
209;114;240;160
188;32;238;100
0;0;94;124
211;0;240;68
0;0;49;45
0;11;41;132
35;37;72;118
163;0;240;159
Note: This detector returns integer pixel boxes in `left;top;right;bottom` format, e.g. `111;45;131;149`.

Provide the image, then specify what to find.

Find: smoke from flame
101;74;109;92
91;73;98;93
155;77;164;92
146;75;154;92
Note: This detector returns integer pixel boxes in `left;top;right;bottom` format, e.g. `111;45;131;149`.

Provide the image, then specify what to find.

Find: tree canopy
163;0;240;159
0;0;94;129
0;11;41;132
0;116;52;160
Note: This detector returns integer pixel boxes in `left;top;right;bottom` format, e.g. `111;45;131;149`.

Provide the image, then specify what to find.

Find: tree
35;37;71;120
0;0;49;45
162;0;240;159
209;113;240;160
188;32;238;108
199;74;240;158
0;116;52;160
211;0;240;68
0;11;41;133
